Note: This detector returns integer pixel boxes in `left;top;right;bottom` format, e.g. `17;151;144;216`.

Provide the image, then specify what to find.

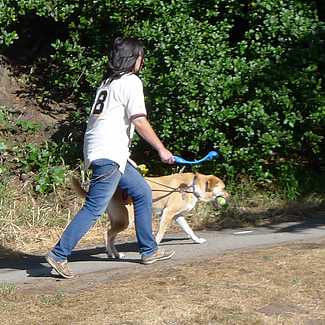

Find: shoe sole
142;250;175;265
45;255;74;279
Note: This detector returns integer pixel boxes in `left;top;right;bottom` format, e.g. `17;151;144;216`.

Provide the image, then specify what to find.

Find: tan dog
72;172;228;259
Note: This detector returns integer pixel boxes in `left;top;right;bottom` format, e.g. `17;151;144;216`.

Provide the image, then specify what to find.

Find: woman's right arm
132;116;174;164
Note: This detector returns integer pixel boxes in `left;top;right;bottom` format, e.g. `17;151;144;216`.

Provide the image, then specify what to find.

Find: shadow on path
213;201;325;234
271;217;325;233
0;241;141;278
0;237;191;279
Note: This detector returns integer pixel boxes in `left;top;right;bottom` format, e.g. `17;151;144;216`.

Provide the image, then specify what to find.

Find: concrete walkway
1;217;325;283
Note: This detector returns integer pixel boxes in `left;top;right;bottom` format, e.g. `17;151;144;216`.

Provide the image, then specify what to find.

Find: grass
0;177;109;253
0;146;324;324
0;282;16;297
190;179;325;231
0;240;325;324
0;174;324;254
39;290;65;306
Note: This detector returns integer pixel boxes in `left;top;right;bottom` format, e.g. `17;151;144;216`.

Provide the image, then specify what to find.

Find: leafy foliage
0;107;68;193
15;120;42;133
16;142;67;193
0;0;324;197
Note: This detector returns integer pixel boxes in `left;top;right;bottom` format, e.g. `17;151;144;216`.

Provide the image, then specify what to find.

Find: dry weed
1;240;325;324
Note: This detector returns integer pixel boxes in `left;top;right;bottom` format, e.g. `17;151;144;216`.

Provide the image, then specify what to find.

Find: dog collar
190;175;201;198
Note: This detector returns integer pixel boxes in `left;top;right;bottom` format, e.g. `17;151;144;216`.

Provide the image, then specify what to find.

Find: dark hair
108;37;144;79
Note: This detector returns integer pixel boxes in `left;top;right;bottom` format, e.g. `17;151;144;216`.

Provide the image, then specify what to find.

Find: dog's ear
207;175;223;190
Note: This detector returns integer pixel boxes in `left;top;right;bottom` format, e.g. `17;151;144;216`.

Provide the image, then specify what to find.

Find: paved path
1;217;325;283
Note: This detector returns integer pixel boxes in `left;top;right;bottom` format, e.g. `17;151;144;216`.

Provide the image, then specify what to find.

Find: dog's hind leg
155;209;174;244
105;230;123;259
175;216;207;244
106;199;130;259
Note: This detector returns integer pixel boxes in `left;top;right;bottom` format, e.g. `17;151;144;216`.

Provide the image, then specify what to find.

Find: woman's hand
158;148;175;164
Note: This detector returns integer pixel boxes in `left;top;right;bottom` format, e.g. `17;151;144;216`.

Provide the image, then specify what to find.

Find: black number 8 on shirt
93;90;108;115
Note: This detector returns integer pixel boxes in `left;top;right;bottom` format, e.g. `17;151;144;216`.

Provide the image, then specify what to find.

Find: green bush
20;143;66;193
0;0;324;197
0;106;81;194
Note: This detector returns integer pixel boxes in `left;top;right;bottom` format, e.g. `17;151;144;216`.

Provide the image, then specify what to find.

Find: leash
145;175;200;201
144;150;220;198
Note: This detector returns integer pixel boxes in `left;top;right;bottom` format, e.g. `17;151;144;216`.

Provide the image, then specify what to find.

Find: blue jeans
49;159;157;261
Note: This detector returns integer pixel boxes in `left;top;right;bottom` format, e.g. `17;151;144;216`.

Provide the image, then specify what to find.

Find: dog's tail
71;176;87;198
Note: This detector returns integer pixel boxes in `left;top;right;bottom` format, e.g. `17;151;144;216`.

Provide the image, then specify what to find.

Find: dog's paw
194;237;207;244
107;252;126;259
116;252;126;259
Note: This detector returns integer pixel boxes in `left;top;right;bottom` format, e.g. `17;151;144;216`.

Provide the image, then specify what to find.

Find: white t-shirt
83;73;147;173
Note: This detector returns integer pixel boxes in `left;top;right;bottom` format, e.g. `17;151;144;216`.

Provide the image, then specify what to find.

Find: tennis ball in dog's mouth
216;196;227;206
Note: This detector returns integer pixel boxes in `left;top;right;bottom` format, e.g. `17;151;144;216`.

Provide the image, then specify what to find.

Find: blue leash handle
173;150;219;165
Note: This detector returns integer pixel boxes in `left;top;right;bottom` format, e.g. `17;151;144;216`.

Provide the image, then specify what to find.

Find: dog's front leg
175;216;207;244
105;232;125;259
